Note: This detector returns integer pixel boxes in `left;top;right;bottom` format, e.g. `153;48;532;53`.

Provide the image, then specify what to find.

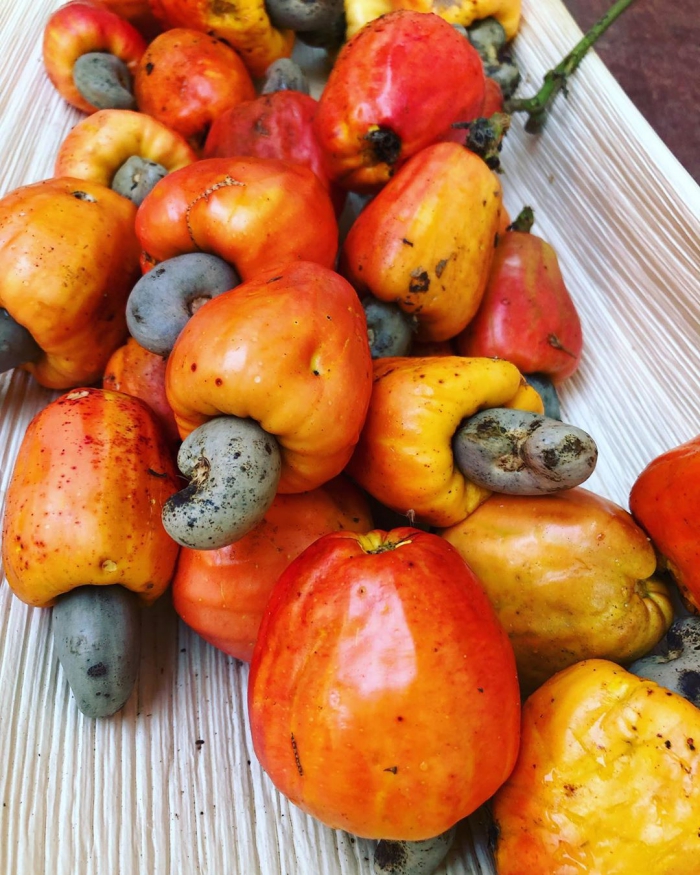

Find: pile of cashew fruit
2;1;700;873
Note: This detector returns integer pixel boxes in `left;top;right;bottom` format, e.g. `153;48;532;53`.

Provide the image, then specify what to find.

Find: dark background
562;0;699;183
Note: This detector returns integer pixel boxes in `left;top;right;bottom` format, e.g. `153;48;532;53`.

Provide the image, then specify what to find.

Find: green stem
505;0;638;133
507;206;535;233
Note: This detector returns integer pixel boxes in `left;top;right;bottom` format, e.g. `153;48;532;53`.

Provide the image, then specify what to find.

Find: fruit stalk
506;0;638;132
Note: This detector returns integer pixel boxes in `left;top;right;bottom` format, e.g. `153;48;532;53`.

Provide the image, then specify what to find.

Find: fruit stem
507;206;535;233
505;0;638;133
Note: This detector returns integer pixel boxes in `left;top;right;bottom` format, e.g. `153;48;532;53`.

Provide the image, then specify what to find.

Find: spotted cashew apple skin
0;176;141;389
1;386;180;608
340;141;504;342
492;659;700;875
345;355;544;527
133;28;256;148
164;261;373;494
54;108;197;194
172;475;373;662
248;527;521;841
42;0;147;113
440;488;674;694
135;156;339;279
102;336;180;449
148;0;295;78
313;11;487;193
455;214;584;381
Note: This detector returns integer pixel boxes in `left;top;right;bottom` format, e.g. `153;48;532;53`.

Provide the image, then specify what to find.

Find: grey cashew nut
162;416;282;550
374;827;457;874
466;17;507;54
524;372;562;421
262;58;310;95
52;584;141;719
72;52;136;110
453;407;597;494
0;308;42;375
629;617;700;707
112;155;168;205
465;17;521;99
363;296;414;359
264;0;344;39
126;253;240;356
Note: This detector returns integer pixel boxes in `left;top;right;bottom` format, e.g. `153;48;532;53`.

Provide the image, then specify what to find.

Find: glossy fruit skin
492;659;700;875
149;0;295;78
1;387;180;608
440;488;674;694
0;176;140;388
102;336;180;449
630;435;700;613
134;29;256;148
135;156;338;277
340;142;503;343
456;228;583;381
204;90;319;167
346;356;543;527
54;108;197;185
203;90;345;214
165;261;373;493
172;476;373;662
42;0;147;113
481;76;506;115
313;11;486;192
248;527;521;840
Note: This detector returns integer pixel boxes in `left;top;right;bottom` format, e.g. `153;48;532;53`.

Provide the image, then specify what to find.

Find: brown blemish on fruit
291;733;303;776
409;269;429;293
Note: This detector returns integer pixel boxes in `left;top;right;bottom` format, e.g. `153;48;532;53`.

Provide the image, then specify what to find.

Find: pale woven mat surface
0;2;699;873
